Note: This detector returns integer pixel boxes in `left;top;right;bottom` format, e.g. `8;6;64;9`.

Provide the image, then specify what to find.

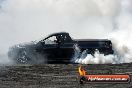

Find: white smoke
74;0;132;64
73;44;114;64
0;0;131;64
0;0;119;54
0;54;13;65
109;0;132;63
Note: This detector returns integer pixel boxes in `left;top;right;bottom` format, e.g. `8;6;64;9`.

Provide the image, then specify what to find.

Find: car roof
43;32;69;40
48;32;69;37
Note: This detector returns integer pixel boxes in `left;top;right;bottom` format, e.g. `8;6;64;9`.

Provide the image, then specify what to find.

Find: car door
59;42;74;59
43;36;58;59
57;35;74;59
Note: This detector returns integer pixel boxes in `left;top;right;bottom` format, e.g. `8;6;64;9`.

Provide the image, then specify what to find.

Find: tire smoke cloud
74;0;132;64
0;0;131;64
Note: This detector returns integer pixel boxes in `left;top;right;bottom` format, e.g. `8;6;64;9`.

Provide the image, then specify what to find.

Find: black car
8;32;114;64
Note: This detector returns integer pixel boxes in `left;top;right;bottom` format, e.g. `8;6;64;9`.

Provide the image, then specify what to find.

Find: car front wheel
16;50;30;64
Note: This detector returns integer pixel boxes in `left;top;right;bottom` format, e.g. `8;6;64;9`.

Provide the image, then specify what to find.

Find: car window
44;36;57;44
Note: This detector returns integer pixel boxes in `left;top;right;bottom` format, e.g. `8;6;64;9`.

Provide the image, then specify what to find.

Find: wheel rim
17;50;29;63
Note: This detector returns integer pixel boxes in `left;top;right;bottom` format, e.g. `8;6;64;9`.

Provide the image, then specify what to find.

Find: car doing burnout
8;32;114;64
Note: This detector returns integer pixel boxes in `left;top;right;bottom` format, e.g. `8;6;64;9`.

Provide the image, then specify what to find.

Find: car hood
10;41;38;50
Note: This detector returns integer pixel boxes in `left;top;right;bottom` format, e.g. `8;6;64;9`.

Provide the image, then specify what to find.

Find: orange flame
78;65;86;76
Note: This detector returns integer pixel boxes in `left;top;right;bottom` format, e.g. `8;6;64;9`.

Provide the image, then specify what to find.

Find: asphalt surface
0;63;132;88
